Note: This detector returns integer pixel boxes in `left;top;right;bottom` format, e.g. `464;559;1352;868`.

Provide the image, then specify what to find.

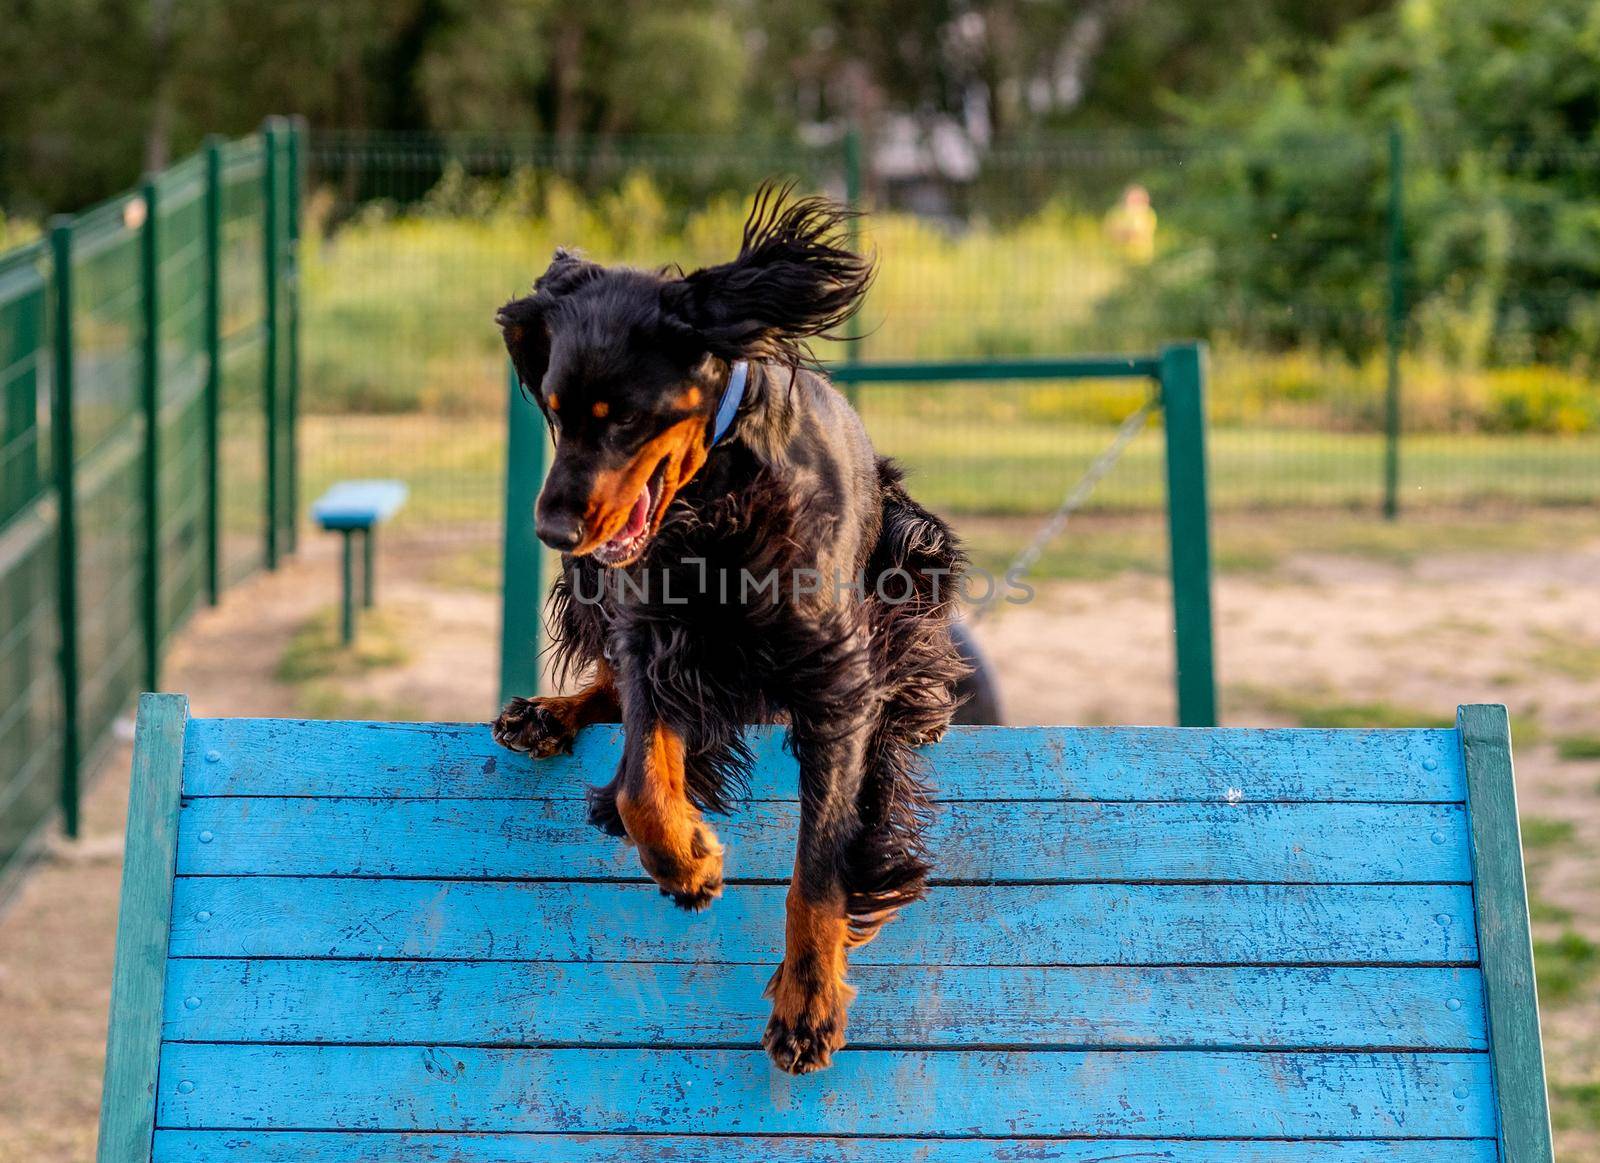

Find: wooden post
95;692;188;1162
1459;703;1554;1163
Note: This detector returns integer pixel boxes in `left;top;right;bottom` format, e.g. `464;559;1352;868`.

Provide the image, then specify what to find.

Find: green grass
1534;930;1600;1002
1522;818;1578;851
1552;1082;1600;1133
1229;687;1453;730
1529;629;1600;681
1556;734;1600;760
276;605;411;683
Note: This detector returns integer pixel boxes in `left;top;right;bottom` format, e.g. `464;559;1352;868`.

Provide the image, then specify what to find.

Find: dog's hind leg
763;623;876;1074
492;661;620;758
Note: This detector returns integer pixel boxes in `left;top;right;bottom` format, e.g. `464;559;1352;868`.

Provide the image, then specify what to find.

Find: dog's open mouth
592;461;669;566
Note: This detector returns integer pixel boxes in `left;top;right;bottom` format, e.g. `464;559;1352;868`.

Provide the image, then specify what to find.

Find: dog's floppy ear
496;248;602;399
660;180;874;366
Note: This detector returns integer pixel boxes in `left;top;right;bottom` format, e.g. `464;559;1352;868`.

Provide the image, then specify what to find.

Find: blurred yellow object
1105;184;1156;263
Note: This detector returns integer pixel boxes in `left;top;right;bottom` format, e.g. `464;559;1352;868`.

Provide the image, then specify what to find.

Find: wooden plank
180;720;1467;802
151;1130;1502;1163
97;693;190;1163
161;961;1489;1050
174;798;1473;883
167;880;1479;965
154;1045;1496;1138
1458;704;1554;1162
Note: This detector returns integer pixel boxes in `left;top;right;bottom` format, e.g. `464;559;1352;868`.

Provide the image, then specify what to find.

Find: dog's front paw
492;696;577;757
640;821;725;913
762;960;854;1074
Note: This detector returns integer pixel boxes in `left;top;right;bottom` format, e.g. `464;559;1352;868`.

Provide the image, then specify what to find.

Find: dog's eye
610;410;650;434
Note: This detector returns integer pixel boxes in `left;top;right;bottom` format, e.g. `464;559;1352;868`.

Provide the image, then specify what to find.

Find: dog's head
497;181;873;567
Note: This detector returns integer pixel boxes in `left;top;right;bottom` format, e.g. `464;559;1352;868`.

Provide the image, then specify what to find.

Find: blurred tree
416;1;746;139
1125;0;1600;364
0;0;1394;213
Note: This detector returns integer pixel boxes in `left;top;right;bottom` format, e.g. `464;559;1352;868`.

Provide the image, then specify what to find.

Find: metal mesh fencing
300;130;1600;541
0;121;299;897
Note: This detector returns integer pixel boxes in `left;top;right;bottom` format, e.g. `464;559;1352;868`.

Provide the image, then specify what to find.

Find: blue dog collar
711;360;749;444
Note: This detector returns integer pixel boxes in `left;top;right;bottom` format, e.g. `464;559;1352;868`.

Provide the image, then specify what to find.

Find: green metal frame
202;137;224;605
262;120;282;569
499;362;547;705
496;343;1218;726
139;176;162;692
1384;123;1406;521
48;218;82;838
95;691;188;1163
1459;703;1554;1162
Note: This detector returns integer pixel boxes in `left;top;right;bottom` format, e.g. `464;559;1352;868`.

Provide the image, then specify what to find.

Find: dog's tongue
605;483;652;549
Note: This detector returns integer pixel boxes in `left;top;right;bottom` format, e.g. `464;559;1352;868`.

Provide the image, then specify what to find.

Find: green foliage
1149;0;1600;366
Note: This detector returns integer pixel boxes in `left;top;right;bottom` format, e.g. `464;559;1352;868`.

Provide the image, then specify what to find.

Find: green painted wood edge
499;360;546;707
827;355;1161;383
1159;341;1218;727
97;692;189;1163
1458;703;1553;1163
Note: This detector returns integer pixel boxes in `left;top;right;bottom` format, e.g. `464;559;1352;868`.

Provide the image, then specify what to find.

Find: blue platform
309;480;408;531
309;480;407;642
99;696;1552;1161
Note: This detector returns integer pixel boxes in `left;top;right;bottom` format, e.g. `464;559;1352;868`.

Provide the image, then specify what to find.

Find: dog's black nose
537;513;584;551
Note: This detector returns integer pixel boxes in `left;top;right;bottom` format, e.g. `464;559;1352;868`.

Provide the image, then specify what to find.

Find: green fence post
139;176;162;692
49;218;82;838
841;124;863;410
1159;341;1217;728
284;116;303;555
261;120;281;569
498;361;546;708
202;137;223;604
1384;122;1405;521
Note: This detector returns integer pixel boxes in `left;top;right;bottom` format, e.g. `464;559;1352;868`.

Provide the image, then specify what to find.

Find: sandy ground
2;520;1598;1158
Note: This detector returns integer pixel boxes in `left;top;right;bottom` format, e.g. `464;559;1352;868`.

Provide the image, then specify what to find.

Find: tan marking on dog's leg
616;723;724;911
763;864;854;1074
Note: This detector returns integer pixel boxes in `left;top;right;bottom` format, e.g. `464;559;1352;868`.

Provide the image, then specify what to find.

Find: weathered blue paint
151;1133;1501;1163
174;798;1473;883
103;711;1545;1159
167;878;1479;964
162;960;1489;1049
156;1045;1493;1137
180;719;1467;802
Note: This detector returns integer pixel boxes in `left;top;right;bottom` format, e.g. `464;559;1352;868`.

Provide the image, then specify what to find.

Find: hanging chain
971;397;1156;622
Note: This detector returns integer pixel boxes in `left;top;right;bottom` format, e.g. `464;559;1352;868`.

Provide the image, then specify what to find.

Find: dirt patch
3;517;1598;1157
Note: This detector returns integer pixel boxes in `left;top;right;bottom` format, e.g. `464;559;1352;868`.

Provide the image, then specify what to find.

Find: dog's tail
842;460;970;946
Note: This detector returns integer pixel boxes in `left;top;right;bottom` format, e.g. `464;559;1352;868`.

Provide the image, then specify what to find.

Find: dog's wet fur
492;182;969;1074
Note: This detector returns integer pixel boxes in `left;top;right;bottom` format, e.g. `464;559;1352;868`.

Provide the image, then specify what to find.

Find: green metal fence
298;129;1600;542
0;119;300;897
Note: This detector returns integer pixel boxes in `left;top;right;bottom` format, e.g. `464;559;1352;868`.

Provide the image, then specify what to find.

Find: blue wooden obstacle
99;694;1552;1161
309;479;407;643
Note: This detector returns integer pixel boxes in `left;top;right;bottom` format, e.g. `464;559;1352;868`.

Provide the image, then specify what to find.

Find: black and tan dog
491;183;969;1074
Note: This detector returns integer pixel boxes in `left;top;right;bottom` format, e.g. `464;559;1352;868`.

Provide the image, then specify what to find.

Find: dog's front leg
763;630;874;1074
492;661;620;757
611;718;726;912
